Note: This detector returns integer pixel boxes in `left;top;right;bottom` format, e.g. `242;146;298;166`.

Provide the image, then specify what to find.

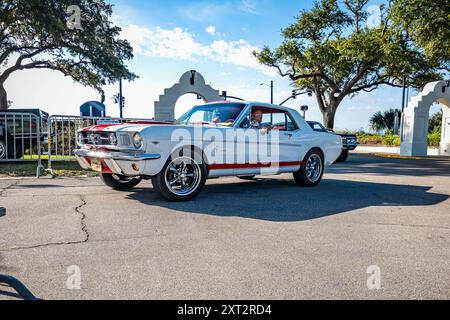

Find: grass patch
0;161;98;178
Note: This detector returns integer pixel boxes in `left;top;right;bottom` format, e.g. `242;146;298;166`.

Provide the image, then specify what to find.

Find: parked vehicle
307;121;358;162
74;102;342;201
0;109;48;159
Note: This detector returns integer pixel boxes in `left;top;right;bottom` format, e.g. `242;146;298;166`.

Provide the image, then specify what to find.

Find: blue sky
7;0;435;130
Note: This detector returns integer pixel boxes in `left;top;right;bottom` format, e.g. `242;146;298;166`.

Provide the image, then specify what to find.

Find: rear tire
152;149;207;202
100;173;142;190
0;139;6;159
293;149;324;187
0;135;16;160
336;149;349;162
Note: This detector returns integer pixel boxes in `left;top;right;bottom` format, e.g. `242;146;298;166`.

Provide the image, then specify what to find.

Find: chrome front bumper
73;149;161;175
73;149;161;161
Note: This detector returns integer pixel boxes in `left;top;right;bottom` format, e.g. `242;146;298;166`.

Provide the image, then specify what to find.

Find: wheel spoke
169;165;178;174
164;157;201;196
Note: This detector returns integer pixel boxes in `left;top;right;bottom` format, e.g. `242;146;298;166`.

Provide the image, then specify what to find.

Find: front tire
100;173;142;190
293;149;324;187
152;151;207;202
335;149;349;162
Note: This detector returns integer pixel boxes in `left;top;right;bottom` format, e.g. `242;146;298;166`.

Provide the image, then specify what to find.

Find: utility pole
401;76;406;113
270;80;273;104
260;81;274;104
119;78;124;118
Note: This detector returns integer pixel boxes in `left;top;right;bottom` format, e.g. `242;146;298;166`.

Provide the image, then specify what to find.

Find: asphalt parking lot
1;153;449;300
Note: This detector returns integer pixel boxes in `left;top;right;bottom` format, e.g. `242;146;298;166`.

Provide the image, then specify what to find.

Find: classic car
0;108;49;159
307;121;359;162
74;102;342;201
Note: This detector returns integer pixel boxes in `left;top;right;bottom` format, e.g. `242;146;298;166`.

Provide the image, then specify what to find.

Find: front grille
120;134;131;146
79;132;114;146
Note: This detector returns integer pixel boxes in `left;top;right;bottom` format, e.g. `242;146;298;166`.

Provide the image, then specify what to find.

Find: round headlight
133;133;143;149
108;133;118;145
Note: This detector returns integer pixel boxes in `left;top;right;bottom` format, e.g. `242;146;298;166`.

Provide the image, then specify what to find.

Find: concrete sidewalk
355;146;440;156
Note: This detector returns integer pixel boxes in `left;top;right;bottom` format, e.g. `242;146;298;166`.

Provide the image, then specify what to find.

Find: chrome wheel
305;154;323;183
0;140;5;159
164;157;202;197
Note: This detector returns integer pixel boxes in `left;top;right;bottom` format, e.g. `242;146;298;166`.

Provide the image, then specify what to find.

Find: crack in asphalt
0;195;90;252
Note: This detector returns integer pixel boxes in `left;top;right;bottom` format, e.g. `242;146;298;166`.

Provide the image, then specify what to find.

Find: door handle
284;133;293;138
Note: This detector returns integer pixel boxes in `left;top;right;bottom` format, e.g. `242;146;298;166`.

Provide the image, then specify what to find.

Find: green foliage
0;0;137;108
428;111;443;134
428;131;441;147
356;132;439;148
255;0;447;129
356;132;400;147
390;0;450;66
369;108;400;132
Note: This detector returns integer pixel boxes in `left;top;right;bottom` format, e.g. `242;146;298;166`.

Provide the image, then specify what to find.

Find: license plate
90;158;102;172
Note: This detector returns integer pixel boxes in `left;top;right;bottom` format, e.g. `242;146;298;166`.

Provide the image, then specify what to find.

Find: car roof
202;100;298;113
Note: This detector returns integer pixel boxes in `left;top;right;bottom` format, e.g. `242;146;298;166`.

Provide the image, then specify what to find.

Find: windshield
177;103;246;127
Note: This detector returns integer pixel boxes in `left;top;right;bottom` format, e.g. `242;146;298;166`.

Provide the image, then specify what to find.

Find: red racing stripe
208;161;302;170
82;124;123;132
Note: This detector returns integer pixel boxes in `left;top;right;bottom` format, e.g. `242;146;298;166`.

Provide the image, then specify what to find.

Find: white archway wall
438;98;450;155
154;71;222;121
400;81;450;156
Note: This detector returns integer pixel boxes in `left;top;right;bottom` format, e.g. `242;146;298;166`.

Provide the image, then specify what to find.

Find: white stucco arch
400;81;450;156
154;70;222;121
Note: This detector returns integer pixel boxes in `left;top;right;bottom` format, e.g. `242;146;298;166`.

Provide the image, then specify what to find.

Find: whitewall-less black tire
100;173;142;190
293;149;324;187
152;151;207;202
0;140;6;159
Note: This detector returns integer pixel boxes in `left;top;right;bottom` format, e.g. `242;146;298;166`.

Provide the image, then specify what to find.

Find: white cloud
206;25;216;35
121;24;277;77
239;0;259;14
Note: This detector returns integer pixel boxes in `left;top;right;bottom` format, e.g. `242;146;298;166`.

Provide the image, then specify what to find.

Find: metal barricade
46;115;153;172
0;113;44;177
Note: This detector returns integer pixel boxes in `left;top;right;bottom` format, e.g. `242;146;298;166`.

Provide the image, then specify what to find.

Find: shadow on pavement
127;177;449;222
329;153;450;177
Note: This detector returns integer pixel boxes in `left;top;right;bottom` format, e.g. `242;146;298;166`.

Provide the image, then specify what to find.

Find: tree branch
0;48;49;82
349;80;403;94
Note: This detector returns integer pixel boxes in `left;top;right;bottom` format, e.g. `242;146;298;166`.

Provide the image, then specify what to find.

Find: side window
239;112;251;128
239;108;299;131
272;113;287;131
285;113;298;131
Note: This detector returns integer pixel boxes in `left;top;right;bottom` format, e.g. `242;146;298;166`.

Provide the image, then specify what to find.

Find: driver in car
250;109;272;134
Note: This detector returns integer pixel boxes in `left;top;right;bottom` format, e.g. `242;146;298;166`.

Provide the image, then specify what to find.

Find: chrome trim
74;149;161;161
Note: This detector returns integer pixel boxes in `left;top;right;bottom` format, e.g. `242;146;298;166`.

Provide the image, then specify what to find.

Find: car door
234;107;302;176
268;110;304;172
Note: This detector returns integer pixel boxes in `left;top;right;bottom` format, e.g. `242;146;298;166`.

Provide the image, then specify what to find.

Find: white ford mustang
74;102;342;201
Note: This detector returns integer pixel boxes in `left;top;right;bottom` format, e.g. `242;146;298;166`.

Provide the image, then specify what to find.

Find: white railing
46;115;154;172
0;113;44;176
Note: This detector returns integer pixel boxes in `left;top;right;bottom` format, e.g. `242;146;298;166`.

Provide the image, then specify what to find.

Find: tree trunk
0;84;8;110
322;103;338;129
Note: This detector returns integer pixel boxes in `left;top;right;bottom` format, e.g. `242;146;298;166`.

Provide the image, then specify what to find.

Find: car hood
81;121;176;133
80;121;224;133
